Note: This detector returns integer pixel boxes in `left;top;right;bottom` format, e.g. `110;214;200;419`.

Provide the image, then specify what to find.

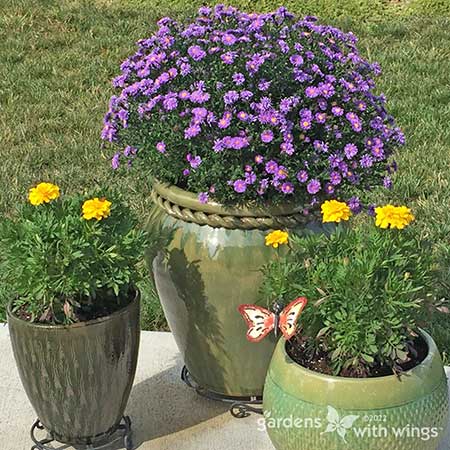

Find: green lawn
1;1;450;355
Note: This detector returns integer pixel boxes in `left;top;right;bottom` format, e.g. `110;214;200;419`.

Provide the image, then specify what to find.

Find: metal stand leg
30;416;133;449
181;365;263;417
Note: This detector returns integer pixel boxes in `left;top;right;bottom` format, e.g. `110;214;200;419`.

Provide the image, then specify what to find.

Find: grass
0;1;449;352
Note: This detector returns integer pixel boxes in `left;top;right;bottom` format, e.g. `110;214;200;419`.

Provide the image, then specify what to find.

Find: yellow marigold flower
265;230;289;248
28;182;60;206
321;200;352;223
375;205;414;229
82;198;112;221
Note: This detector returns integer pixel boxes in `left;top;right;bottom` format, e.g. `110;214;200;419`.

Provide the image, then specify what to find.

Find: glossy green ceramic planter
263;331;449;450
149;181;328;398
7;293;140;446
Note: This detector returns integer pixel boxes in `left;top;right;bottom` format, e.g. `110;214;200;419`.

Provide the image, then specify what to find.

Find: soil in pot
286;333;428;378
12;286;136;324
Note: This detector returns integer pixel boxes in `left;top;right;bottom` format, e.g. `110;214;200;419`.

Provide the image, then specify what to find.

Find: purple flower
182;168;190;176
274;165;288;180
245;171;257;184
180;62;191;76
123;146;137;157
299;117;311;130
101;123;117;142
261;130;274;143
237;111;249;121
240;90;253;101
221;52;237;64
163;95;178;111
289;54;304;66
305;86;319;98
383;176;393;189
368;204;376;216
232;72;245;85
344;143;358;159
329;171;342;185
112;152;120;170
192;107;208;120
278;40;289;53
187;154;202;169
184;124;201;139
179;90;190;100
218;115;231;129
224;90;239;105
190;90;210;104
325;183;334;195
280;142;294;155
313;140;328;152
265;160;278;174
297;170;309;183
281;182;294;194
318;82;335;98
371;146;385;159
257;178;269;195
255;154;264;164
332;106;344;116
346;111;359;123
315;112;327;124
258;80;271;91
222;33;237;46
156;141;166;153
307;179;321;194
188;45;206;61
356;100;366;111
348;196;362;214
229;136;249;149
233;179;247;193
360;154;374;168
198;192;209;204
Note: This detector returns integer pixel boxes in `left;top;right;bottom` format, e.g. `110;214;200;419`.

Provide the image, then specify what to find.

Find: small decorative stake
238;297;308;342
30;416;133;450
227;297;308;418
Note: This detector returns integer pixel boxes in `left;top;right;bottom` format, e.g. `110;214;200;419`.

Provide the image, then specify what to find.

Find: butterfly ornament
238;297;308;343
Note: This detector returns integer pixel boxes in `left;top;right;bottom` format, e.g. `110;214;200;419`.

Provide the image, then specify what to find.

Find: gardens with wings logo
321;406;359;443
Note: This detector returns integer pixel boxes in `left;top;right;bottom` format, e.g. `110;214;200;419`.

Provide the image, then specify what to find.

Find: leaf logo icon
321;406;359;443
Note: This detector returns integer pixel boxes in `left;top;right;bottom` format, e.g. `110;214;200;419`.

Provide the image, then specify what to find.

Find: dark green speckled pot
149;181;329;398
7;293;140;446
264;331;449;450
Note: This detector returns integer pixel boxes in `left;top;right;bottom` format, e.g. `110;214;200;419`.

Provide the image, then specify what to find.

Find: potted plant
101;5;405;398
1;183;147;450
259;202;449;449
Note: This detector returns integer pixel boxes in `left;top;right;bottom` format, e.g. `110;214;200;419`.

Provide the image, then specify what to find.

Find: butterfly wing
278;297;308;340
238;304;275;343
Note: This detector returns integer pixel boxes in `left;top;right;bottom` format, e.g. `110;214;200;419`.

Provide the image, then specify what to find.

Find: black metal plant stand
30;416;133;450
181;365;263;418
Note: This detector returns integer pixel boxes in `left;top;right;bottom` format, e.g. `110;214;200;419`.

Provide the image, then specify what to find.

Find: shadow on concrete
127;357;228;448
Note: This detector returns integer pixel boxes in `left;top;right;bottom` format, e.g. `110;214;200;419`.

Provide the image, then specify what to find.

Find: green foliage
407;0;450;16
0;191;148;324
261;224;441;376
0;0;449;342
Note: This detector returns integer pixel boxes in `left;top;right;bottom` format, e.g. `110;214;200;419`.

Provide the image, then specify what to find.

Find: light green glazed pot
263;331;449;450
149;181;329;398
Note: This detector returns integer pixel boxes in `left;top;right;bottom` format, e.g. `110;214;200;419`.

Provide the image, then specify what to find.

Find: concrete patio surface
0;325;449;450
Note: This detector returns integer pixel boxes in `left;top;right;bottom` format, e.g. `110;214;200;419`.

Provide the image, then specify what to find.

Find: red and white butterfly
238;297;308;343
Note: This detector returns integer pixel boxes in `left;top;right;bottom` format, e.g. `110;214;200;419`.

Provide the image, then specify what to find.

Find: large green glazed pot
263;331;449;450
7;293;140;446
149;181;328;398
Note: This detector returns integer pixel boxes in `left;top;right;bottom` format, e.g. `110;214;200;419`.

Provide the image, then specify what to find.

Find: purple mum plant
102;5;404;207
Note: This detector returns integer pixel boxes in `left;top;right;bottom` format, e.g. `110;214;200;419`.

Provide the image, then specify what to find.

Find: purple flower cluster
102;5;404;207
